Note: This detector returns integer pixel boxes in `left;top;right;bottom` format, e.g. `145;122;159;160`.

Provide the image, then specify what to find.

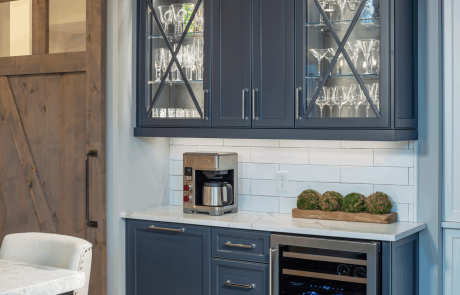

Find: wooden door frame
0;0;107;294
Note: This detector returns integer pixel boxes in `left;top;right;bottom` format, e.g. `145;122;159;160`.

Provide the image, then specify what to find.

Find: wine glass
194;38;204;80
185;45;196;80
309;49;329;76
371;41;380;74
358;39;377;74
154;48;163;82
344;41;361;75
315;87;329;118
372;82;380;112
161;48;171;81
336;86;350;117
194;3;204;33
348;84;361;117
324;0;337;22
171;4;186;34
337;0;348;21
347;0;361;17
158;6;173;34
318;0;328;23
327;86;338;116
361;83;375;117
183;3;195;34
327;48;344;76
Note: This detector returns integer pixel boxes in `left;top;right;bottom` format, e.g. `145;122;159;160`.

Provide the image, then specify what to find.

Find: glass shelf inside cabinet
306;17;380;31
306;73;379;80
145;1;206;120
149;31;204;41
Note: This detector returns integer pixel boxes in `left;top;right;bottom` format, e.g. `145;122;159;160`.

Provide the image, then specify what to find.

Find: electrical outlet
276;171;289;192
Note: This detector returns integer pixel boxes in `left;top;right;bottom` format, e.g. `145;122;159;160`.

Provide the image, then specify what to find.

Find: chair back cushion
0;233;92;295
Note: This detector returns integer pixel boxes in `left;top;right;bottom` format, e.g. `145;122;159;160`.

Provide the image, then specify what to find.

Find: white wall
169;139;418;221
106;0;170;294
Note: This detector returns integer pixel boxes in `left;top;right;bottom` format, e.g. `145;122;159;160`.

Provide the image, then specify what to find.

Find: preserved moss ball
365;192;393;214
297;189;321;210
322;191;344;207
318;195;341;212
342;193;366;213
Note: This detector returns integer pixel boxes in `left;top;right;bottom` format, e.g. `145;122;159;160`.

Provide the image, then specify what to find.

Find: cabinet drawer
212;258;268;295
212;228;270;263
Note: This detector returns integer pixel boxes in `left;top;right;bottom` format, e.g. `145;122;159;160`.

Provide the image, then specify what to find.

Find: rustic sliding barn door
0;0;106;294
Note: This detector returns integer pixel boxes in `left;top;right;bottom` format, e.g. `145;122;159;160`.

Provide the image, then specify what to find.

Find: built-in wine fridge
270;234;380;295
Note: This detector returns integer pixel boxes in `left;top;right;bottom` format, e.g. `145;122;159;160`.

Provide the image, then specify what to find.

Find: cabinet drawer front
212;258;268;295
212;228;270;262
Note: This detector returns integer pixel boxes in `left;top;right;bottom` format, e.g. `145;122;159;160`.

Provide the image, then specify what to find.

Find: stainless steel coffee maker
183;152;238;216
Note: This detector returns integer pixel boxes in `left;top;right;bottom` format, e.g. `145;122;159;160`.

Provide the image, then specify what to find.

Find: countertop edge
121;208;426;242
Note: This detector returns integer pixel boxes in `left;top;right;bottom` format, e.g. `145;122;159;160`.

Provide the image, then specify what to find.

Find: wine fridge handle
269;248;277;295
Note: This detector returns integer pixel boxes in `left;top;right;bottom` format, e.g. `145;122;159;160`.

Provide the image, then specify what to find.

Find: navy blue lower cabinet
212;258;269;295
126;219;211;295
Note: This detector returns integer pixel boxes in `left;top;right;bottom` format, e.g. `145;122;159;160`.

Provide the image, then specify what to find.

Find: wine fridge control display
270;234;380;295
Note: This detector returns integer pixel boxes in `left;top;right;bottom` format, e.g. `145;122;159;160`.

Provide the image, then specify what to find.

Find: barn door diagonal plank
0;76;56;234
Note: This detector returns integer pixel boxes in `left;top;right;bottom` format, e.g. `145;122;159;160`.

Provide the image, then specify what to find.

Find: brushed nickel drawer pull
225;241;255;249
148;225;184;233
225;280;255;289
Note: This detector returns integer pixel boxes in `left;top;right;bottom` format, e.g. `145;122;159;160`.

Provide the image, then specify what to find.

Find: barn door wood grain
0;0;106;294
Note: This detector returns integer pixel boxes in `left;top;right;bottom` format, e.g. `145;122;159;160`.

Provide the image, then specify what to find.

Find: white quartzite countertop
121;206;425;242
0;259;85;295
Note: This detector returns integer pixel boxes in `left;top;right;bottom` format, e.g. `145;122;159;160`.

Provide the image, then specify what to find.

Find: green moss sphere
342;193;366;213
365;192;393;214
322;191;344;207
297;189;321;210
318;195;341;212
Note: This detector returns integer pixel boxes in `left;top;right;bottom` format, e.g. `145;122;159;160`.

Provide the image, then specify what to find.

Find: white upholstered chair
0;233;93;295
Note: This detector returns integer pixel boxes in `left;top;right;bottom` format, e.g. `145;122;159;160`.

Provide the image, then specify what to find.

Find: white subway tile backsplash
197;146;251;162
170;160;183;175
341;141;409;149
374;149;414;167
251;147;309;164
170;190;183;206
238;163;280;179
169;138;417;218
309;148;373;166
392;203;409;221
280;140;341;148
408;168;414;185
239;179;251;195
309;182;374;197
251;180;309;198
170;175;183;191
341;166;408;185
239;195;280;213
224;139;280;147
281;165;341;182
280;197;297;213
374;185;414;203
170;145;197;160
172;138;223;146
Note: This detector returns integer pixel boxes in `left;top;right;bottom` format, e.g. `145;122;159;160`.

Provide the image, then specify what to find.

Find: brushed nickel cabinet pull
296;87;302;121
225;241;255;249
203;89;209;120
252;88;259;121
148;225;184;233
242;89;248;120
225;280;255;289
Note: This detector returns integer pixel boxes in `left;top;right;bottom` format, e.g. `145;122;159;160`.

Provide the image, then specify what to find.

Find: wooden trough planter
292;208;398;224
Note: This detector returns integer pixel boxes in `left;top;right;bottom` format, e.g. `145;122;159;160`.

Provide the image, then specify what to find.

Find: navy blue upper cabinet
135;0;418;140
295;0;417;130
211;0;295;128
126;220;211;295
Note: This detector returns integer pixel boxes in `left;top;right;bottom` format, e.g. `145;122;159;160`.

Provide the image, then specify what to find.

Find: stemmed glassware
194;38;204;80
348;84;361;117
162;48;170;81
327;48;344;75
309;49;329;76
337;0;348;22
358;39;377;74
327;86;338;115
154;49;163;81
347;0;361;17
158;6;173;34
336;86;350;117
171;4;186;34
371;42;380;74
372;82;380;111
344;41;361;74
318;0;328;23
194;3;204;33
183;45;195;80
315;88;329;117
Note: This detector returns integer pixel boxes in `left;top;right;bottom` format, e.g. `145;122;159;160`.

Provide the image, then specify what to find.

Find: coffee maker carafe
183;152;238;216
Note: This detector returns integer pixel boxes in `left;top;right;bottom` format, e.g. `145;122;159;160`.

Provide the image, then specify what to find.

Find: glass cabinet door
295;0;389;129
138;0;211;127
